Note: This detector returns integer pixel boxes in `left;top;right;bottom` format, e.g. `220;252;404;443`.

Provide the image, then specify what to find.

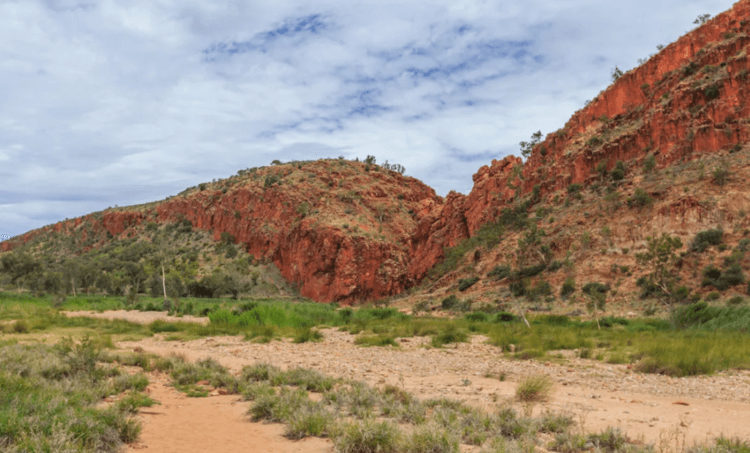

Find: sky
0;0;738;239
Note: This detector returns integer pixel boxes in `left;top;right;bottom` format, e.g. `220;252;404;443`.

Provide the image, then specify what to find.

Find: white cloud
0;0;737;235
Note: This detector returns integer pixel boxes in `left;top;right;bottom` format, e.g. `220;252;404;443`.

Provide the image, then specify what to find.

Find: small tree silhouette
582;282;609;330
519;131;543;159
611;66;624;82
693;14;711;26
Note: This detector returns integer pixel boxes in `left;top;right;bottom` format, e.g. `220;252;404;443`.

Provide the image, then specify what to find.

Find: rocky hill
1;158;442;302
3;0;750;308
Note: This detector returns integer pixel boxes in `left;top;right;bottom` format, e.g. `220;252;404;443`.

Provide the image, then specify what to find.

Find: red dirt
126;371;331;453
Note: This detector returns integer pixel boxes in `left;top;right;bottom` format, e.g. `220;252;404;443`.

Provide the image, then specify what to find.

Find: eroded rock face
409;0;750;275
519;1;750;196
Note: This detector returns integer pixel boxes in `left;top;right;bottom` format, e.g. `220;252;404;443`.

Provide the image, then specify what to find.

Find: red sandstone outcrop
407;0;750;279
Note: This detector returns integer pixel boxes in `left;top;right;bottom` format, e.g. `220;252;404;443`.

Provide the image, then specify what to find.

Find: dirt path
126;371;332;453
72;311;750;450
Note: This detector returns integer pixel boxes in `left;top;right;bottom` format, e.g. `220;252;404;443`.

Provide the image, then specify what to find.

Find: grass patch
515;375;553;403
355;334;398;347
0;340;148;452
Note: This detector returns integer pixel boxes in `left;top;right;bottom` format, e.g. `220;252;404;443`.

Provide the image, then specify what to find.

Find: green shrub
431;324;468;347
285;404;333;439
293;327;323;344
12;319;29;333
595;161;608;178
539;411;575;433
526;280;552;301
610;161;626;181
704;83;721;101
728;295;746;306
589;427;628;452
627;188;652;208
514;263;547;279
264;175;280;188
560;277;576;298
332;419;401;453
587;136;602;147
712;164;730;186
457;277;480;292
487;265;511;280
249;387;310;422
515;375;553;402
465;312;489;322
242;363;281;382
441;295;459;310
702;264;744;290
355;335;398;347
691;229;724;252
273;368;336;392
567;183;583;195
509;280;526;297
402;423;459;453
643;154;656;172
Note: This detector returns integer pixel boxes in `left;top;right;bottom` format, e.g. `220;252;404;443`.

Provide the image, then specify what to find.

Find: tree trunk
161;263;168;302
71;277;76;297
515;300;531;329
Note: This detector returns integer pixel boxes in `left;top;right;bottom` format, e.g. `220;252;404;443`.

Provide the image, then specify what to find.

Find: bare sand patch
126;371;331;453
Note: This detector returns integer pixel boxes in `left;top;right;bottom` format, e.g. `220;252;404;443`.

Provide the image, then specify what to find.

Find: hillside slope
1;159;441;302
401;0;750;311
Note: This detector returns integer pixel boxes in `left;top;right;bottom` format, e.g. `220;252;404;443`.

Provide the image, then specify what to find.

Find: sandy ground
65;311;750;452
65;310;210;325
125;371;332;453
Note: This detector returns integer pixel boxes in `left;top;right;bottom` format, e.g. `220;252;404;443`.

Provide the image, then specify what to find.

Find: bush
560;277;576;298
701;264;744;291
332;419;401;453
610;161;626;181
526;280;552;301
514;263;547;279
465;312;489;322
627;188;652;208
515;375;553;403
293;327;323;344
12;319;30;333
589;427;628;452
509;280;526;297
691;229;724;253
567;183;583;196
704;83;721;101
355;335;398;348
402;423;459;453
487;265;511;280
727;295;746;306
264;175;280;188
712;164;730;186
441;295;459;310
494;312;518;323
431;325;468;347
457;277;480;292
285;405;333;440
643;154;656;172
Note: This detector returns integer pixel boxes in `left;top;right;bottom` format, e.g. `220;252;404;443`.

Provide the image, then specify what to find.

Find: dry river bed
66;310;750;452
